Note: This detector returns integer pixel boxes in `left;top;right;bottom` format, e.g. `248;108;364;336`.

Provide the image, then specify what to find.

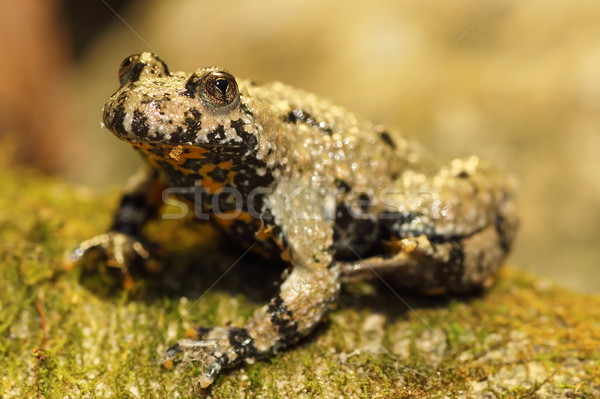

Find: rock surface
1;167;598;398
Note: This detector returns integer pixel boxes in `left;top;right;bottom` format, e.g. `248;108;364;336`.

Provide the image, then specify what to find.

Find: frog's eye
202;71;239;106
118;53;170;86
118;55;140;86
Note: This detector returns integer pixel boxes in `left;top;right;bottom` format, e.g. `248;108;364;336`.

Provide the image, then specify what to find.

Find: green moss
1;166;599;398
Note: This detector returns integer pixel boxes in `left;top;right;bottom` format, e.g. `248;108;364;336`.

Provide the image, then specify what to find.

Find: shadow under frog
77;221;478;311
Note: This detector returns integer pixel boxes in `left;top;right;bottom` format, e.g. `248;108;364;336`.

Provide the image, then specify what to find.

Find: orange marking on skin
199;164;216;174
222;211;252;222
266;232;292;262
153;152;196;176
227;170;237;184
383;236;402;253
255;223;275;241
200;176;225;193
403;239;418;253
134;143;213;177
212;212;239;228
165;145;210;165
217;160;234;169
177;166;196;176
133;142;209;163
168;145;184;161
132;142;155;150
183;145;210;158
383;236;418;254
213;217;234;228
198;164;225;193
237;212;253;222
135;150;162;171
185;326;199;339
213;211;253;228
280;249;292;262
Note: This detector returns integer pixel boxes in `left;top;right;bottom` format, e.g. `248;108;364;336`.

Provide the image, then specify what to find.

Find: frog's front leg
168;262;340;388
166;184;340;388
71;167;165;282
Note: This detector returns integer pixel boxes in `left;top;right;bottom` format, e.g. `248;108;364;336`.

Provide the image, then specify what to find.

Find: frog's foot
69;231;161;289
164;327;258;389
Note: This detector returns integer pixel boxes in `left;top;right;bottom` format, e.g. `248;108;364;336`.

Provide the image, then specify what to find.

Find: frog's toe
73;232;155;264
198;359;226;389
164;337;227;388
163;343;184;370
69;234;112;263
164;326;256;388
71;232;162;291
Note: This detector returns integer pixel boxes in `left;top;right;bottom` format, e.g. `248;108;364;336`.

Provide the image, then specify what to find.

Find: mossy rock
1;167;598;398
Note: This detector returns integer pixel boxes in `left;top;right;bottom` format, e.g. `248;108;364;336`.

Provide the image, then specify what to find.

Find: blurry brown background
2;0;599;292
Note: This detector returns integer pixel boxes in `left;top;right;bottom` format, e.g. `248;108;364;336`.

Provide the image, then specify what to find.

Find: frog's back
241;79;428;195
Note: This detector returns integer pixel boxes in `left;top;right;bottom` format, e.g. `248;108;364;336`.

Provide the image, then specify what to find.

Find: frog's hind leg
341;156;518;294
340;221;505;293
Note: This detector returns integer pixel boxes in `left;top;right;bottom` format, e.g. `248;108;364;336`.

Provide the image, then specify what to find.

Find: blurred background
1;0;599;292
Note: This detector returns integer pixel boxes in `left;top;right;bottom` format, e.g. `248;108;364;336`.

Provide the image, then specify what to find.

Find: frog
73;52;518;389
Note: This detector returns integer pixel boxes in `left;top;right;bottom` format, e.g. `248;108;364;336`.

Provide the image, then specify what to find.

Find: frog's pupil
215;79;229;95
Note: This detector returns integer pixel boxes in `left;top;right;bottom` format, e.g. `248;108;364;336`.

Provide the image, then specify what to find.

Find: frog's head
102;53;258;152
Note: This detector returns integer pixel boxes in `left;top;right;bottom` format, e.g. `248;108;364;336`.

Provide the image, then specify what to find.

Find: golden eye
202;71;239;106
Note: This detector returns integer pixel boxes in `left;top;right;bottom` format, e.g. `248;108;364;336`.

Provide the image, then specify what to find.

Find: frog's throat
133;143;276;193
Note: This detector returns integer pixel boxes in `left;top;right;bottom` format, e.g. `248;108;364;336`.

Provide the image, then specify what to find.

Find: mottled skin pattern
74;53;518;388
